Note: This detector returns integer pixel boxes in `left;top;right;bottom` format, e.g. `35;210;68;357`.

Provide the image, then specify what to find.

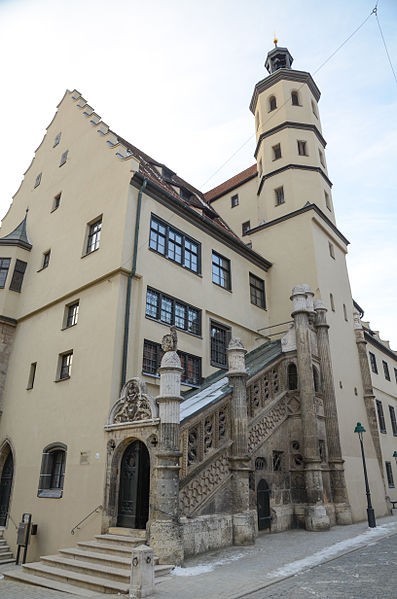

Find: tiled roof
0;212;32;250
204;164;257;202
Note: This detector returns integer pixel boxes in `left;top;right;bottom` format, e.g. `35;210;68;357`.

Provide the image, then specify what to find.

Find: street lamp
393;450;397;465
354;422;376;528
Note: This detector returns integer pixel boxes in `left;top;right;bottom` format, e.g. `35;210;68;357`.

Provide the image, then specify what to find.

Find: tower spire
265;43;293;74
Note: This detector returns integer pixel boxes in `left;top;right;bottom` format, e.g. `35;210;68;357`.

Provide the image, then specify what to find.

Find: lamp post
393;450;397;465
354;422;376;528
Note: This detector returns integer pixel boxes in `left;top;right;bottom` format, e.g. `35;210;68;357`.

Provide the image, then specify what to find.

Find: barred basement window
149;215;200;273
85;218;102;254
382;360;390;381
0;258;11;288
385;462;394;488
9;259;27;292
389;405;397;436
145;288;201;336
376;399;386;433
272;451;283;472
38;443;67;498
142;340;201;386
369;352;378;374
212;251;231;290
249;273;266;309
210;321;231;368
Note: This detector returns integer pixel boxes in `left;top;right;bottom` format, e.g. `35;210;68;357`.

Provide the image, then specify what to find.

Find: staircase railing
71;504;103;535
5;511;18;529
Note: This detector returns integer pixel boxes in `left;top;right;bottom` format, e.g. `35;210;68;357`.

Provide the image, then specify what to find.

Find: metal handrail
71;504;103;535
5;511;18;529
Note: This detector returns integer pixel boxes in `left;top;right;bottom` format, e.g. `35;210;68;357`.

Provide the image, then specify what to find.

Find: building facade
0;44;392;580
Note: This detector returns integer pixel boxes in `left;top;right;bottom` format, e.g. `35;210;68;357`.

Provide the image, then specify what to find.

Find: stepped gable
204;164;257;203
180;340;282;422
362;321;397;355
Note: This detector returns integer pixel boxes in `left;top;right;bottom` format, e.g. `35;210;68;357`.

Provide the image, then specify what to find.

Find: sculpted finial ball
161;325;178;352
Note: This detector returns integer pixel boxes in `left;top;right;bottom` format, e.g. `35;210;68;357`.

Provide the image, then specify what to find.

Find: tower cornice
250;69;321;114
254;121;327;159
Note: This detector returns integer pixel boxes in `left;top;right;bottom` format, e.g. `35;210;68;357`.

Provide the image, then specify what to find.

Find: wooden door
117;441;149;529
257;478;271;531
0;453;13;527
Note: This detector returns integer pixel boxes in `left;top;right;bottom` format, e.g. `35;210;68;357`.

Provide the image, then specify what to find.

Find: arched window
291;91;299;106
288;363;298;390
313;366;320;393
38;443;67;498
269;96;277;111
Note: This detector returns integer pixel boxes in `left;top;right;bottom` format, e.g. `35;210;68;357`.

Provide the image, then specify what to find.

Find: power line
374;6;397;85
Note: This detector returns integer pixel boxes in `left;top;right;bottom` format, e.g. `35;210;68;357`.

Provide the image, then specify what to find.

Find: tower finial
273;34;278;47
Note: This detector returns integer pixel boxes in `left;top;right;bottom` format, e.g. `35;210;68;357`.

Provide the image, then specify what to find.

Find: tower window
269;95;277;111
272;144;281;160
319;149;326;168
330;293;335;312
297;140;307;156
231;194;239;208
291;91;300;106
311;100;318;118
329;242;335;259
258;158;263;178
9;259;27;293
242;221;250;236
275;186;284;205
324;191;331;211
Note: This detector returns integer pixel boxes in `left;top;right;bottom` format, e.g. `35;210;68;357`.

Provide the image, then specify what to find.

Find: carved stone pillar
149;327;184;565
291;285;330;531
314;300;352;525
353;310;385;483
227;338;256;545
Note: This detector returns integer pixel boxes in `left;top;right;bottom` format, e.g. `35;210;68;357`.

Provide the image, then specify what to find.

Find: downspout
121;177;147;388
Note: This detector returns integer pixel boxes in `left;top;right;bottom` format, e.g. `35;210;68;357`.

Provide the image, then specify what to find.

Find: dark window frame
249;273;266;309
297;140;307;156
149;215;201;274
145;287;201;336
65;302;79;329
389;405;397;436
212;251;231;291
272;143;281;160
242;221;250;236
58;351;73;381
210;321;231;369
53;132;61;147
272;450;283;472
382;360;391;381
59;150;68;167
85;217;102;255
269;95;277;111
42;250;51;269
376;399;386;433
231;194;239;208
291;91;300;106
142;339;201;386
369;352;378;374
0;258;11;288
38;443;67;498
385;461;394;488
34;172;42;188
9;259;27;292
275;186;285;205
27;362;37;390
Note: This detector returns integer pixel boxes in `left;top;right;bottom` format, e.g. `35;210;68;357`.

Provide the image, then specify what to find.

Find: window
42;250;51;269
343;303;348;321
272;451;283;471
145;288;201;336
149;216;200;274
210;321;231;368
389;406;397;436
65;302;79;328
58;351;73;380
287;363;298;390
324;191;331;211
297;140;307;156
38;443;67;498
255;112;260;130
311;100;318;118
53;132;61;147
319;149;326;168
382;360;390;381
319;440;326;463
269;95;277;111
330;293;335;312
291;91;299;106
212;251;231;290
385;462;394;488
369;352;378;374
34;172;42;188
394;368;397;384
85;218;102;254
27;362;37;390
329;242;335;259
142;340;201;386
313;366;320;392
0;258;11;288
275;186;284;205
272;144;281;160
249;273;266;308
258;158;263;178
231;194;239;208
9;259;27;292
59;150;68;167
376;399;386;433
52;193;61;211
242;221;250;236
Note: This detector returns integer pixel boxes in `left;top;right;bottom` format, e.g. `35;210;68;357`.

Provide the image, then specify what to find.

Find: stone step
155;564;175;577
94;533;144;547
60;547;131;569
0;545;11;553
108;527;146;538
41;555;130;582
0;550;13;560
0;538;7;545
3;570;98;596
0;557;15;565
19;562;130;594
77;540;134;557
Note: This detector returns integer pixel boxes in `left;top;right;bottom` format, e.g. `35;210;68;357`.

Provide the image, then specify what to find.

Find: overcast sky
0;0;396;346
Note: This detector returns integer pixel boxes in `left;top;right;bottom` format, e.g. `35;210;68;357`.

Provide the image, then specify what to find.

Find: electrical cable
374;6;397;85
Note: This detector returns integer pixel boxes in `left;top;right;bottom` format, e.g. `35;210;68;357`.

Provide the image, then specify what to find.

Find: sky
0;0;396;346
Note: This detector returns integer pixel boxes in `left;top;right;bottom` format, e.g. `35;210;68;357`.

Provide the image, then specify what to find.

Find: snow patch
172;552;246;576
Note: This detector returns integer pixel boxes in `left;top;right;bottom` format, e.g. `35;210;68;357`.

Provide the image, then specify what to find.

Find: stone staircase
0;527;14;565
4;529;174;596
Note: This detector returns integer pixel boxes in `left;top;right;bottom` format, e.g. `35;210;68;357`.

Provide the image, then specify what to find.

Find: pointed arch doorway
117;440;150;529
0;452;14;527
257;479;271;531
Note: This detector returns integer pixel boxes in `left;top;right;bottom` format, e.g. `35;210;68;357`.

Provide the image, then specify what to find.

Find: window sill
26;386;33;391
212;282;232;293
38;489;63;498
61;323;78;331
250;301;267;310
54;376;71;383
210;362;228;370
380;430;387;434
81;247;100;259
50;207;60;213
37;266;49;273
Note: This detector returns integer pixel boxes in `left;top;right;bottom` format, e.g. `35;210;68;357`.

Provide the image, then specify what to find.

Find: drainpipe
121;177;147;388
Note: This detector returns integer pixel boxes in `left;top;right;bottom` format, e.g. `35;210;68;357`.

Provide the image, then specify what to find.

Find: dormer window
291;91;300;106
269;96;277;111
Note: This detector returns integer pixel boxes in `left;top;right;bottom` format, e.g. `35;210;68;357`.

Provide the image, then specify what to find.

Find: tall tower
250;42;334;225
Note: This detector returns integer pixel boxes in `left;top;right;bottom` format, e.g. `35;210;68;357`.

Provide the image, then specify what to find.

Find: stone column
227;338;256;545
353;310;385;482
149;327;184;565
314;300;352;525
291;285;330;531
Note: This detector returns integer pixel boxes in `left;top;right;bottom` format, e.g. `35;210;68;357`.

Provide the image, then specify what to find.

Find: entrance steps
0;527;14;565
4;530;174;596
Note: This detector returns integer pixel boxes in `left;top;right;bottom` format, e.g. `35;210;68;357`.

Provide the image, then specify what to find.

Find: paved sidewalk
0;514;396;598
